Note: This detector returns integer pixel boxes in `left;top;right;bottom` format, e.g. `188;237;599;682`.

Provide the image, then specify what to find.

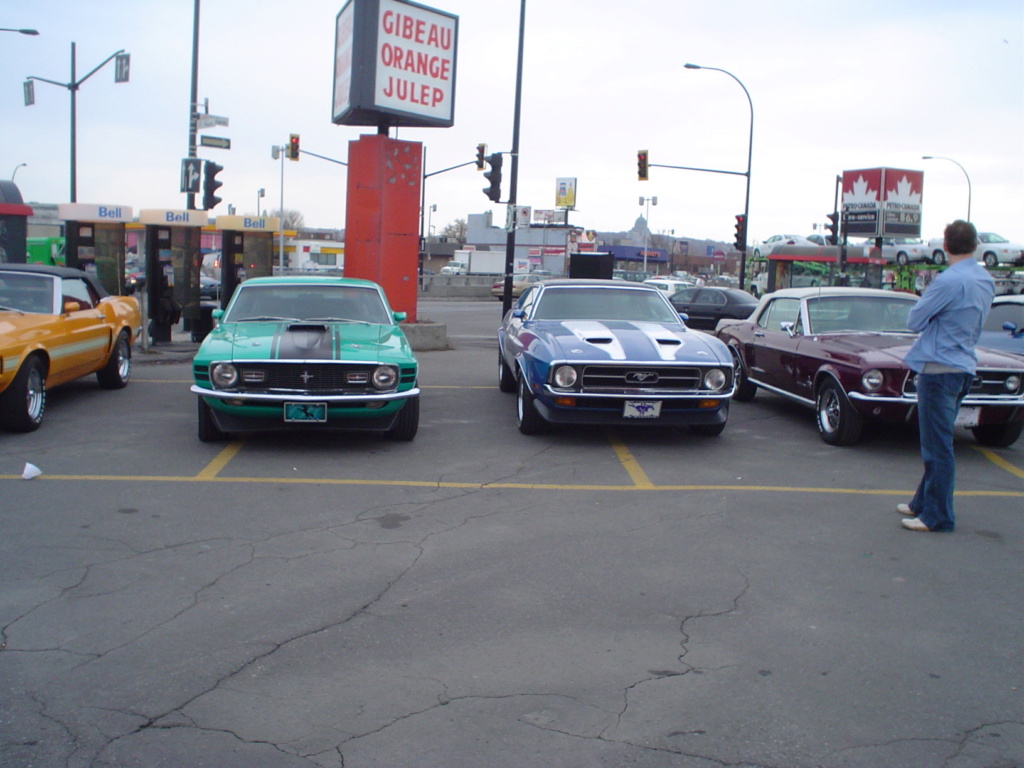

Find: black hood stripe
272;323;336;359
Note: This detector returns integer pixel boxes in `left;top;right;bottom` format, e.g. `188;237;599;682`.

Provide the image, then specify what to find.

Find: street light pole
25;42;129;202
922;155;971;222
684;63;753;289
11;163;27;181
0;27;39;35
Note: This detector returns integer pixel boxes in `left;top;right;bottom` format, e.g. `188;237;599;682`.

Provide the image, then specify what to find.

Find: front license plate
623;400;662;419
284;402;327;422
954;406;979;428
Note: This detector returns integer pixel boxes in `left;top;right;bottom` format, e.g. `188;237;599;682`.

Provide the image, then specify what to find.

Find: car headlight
862;369;884;392
210;363;238;388
704;368;727;391
1006;374;1021;393
552;364;578;389
371;365;399;390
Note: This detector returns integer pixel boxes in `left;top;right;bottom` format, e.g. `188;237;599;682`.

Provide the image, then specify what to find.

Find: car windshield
805;295;916;334
224;284;391;325
532;286;681;323
0;273;55;313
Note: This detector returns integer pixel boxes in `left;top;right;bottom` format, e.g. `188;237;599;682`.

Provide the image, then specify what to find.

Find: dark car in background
669;287;759;330
497;279;734;436
716;287;1024;447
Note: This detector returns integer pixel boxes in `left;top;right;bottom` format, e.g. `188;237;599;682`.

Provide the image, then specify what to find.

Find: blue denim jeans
909;371;975;532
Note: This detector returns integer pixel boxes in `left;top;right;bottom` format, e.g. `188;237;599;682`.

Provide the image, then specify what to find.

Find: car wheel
895;251;909;266
385;395;419;441
730;346;757;402
983;252;998;268
96;330;132;389
0;355;46;432
498;351;516;393
815;379;863;446
516;374;548;435
971;420;1023;448
197;397;227;442
931;249;946;265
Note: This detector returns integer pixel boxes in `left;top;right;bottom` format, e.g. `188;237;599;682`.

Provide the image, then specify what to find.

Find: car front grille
219;362;415;395
579;364;718;394
903;369;1023;398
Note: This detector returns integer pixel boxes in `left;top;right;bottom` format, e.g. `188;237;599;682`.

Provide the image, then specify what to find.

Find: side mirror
512;308;526;319
1003;321;1023;338
678;312;690;323
780;321;796;337
393;311;407;322
63;300;82;314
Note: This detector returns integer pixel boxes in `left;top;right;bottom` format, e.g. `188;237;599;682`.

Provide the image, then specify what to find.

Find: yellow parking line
972;446;1024;479
2;473;1021;497
604;429;655;489
195;441;244;479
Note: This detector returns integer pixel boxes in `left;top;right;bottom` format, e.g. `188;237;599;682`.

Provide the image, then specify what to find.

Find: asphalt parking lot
1;299;1021;768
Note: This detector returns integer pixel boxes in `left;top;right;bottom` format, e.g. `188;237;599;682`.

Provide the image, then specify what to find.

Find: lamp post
639;195;657;272
11;163;27;181
257;187;265;216
922;155;971;222
684;63;753;288
0;27;39;35
24;42;130;202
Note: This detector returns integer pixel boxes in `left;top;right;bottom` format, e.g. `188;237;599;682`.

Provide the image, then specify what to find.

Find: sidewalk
133;327;199;365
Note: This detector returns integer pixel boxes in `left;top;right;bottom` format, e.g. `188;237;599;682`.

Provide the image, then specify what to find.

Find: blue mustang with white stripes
497;279;735;435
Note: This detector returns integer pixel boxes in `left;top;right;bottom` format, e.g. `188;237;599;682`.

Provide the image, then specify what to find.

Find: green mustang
190;276;419;441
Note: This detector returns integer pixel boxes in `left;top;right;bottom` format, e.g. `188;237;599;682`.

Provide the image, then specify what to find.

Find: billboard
842;167;923;238
333;0;458;128
555;177;577;209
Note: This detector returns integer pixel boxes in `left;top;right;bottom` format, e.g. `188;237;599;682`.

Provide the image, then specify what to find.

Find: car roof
239;275;381;289
760;286;918;301
993;294;1024;305
0;262;110;297
538;278;660;290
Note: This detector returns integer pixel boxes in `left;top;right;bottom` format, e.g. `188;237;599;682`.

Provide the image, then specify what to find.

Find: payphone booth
0;180;33;263
214;215;280;308
138;209;207;343
58;203;133;295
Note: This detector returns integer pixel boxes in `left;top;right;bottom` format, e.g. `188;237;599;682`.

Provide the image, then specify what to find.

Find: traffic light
202;161;223;211
288;133;300;161
482;152;503;202
637;150;649;181
475;143;486;171
826;211;839;245
734;214;747;251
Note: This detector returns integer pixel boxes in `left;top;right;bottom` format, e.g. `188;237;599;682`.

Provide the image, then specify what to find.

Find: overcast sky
2;0;1021;247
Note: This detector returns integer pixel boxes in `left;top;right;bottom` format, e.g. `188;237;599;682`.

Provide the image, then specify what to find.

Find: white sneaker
896;503;913;516
901;517;931;532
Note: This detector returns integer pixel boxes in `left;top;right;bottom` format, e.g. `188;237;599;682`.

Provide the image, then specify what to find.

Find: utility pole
186;0;201;210
501;0;527;316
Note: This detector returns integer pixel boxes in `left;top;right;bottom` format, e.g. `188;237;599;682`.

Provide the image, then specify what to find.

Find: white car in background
927;232;1024;268
643;277;696;295
751;234;816;258
858;237;932;266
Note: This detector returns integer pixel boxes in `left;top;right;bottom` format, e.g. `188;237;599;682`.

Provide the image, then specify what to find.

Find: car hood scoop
540;320;718;362
277;324;335;359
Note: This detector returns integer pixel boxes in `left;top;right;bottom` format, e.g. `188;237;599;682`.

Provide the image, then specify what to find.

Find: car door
501;286;538;370
685;289;728;329
52;276;111;384
747;296;803;393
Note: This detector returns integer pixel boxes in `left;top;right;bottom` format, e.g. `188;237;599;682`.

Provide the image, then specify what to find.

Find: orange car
0;264;141;432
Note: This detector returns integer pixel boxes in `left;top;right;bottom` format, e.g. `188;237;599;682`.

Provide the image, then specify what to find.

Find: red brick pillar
344;134;422;323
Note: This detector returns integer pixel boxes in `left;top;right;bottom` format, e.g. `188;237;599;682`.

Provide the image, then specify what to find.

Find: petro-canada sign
333;0;458;128
842;167;924;239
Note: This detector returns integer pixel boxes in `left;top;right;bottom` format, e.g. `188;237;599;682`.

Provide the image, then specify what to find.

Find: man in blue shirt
898;220;994;532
